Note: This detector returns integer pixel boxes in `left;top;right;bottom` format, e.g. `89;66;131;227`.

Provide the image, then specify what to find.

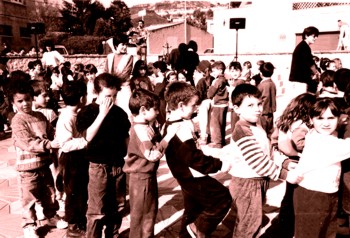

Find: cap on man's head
197;60;211;73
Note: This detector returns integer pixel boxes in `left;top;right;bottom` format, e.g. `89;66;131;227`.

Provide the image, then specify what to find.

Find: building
0;0;33;51
212;1;350;54
146;21;213;56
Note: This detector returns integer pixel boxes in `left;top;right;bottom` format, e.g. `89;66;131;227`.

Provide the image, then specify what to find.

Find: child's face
327;62;336;71
13;93;33;114
311;107;338;135
178;73;187;82
143;107;159;122
85;72;96;81
228;68;242;80
97;86;117;104
180;95;199;120
193;69;204;82
211;67;223;78
34;91;50;108
139;68;146;76
34;64;41;71
168;75;177;83
234;96;262;124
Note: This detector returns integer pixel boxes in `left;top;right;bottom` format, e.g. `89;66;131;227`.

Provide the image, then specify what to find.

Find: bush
62;36;107;54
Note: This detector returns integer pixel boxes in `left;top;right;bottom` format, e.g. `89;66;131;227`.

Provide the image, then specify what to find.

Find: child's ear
140;106;146;115
178;101;184;110
233;105;240;115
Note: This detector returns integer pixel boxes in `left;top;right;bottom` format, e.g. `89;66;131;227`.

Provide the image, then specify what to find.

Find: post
234;29;238;62
34;33;39;60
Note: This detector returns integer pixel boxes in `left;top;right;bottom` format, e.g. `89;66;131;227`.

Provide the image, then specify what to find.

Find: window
0;25;13;36
4;0;25;5
20;27;31;38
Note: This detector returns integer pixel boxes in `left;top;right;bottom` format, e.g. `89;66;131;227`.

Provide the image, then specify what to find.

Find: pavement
0;126;349;238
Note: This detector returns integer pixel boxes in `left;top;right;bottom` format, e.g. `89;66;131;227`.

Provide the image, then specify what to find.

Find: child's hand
286;169;303;184
99;97;114;117
50;139;60;149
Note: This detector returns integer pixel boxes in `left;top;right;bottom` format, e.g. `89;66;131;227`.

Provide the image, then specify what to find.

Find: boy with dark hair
9;79;67;238
76;73;131;237
124;89;178;237
257;62;277;138
229;84;300;237
163;81;232;238
207;61;229;148
55;80;89;237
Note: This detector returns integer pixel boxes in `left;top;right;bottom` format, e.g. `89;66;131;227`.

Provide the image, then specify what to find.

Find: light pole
184;0;187;43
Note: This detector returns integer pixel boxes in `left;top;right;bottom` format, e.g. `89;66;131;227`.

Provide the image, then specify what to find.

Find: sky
98;0;231;8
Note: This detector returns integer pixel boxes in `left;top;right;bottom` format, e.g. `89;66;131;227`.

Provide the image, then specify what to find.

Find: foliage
27;3;62;32
62;36;106;54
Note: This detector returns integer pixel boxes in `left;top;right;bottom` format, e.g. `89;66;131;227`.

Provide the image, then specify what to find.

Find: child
76;73;131;237
55;80;89;237
257;62;277;138
163;81;232;238
123;89;178;238
9;79;67;238
242;60;252;82
229;84;300;238
83;63;98;104
273;93;316;238
195;60;214;144
207;61;229;148
294;97;350;238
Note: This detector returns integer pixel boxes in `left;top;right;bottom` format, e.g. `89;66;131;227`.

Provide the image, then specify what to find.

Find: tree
105;1;132;37
27;2;62;32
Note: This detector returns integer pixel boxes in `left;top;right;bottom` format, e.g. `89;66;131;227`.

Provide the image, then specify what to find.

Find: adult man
337;20;350;50
128;20;149;61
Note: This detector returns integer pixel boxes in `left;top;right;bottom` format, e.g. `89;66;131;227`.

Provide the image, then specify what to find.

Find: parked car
204;48;214;54
55;45;69;55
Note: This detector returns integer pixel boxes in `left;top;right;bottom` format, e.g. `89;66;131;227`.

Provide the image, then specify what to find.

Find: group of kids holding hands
6;52;350;238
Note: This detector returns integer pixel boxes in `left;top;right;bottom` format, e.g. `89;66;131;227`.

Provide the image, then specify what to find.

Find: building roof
146;21;185;31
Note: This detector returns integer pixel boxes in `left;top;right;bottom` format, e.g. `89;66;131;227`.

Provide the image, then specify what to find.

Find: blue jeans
209;106;228;147
86;162;126;238
129;173;158;238
19;165;59;227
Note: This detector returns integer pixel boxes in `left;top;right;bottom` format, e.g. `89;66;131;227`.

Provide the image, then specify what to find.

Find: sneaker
47;215;68;229
23;224;39;238
67;224;86;237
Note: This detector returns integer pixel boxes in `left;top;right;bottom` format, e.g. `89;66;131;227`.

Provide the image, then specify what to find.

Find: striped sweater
12;111;54;171
230;120;285;180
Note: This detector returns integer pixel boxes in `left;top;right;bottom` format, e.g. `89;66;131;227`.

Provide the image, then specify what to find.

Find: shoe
47;214;68;229
186;223;196;238
186;223;206;238
23;224;39;238
67;224;86;237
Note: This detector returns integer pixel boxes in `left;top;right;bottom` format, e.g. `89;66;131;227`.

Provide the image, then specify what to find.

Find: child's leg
18;171;40;227
278;182;297;238
229;177;269;238
209;106;227;148
197;99;211;143
294;186;337;238
179;176;231;236
129;174;158;238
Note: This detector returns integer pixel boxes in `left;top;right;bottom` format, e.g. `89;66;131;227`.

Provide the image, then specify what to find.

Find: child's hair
320;70;336;87
196;60;212;76
84;64;97;75
334;68;350;92
74;63;84;73
243;61;252;69
52;66;60;75
132;60;148;77
310;97;340;119
153;61;168;73
320;58;335;71
302;26;319;40
166;70;177;82
63;61;71;68
276;93;316;133
61;80;87;106
164;81;199;111
7;79;34;103
128;89;160;116
212;61;226;73
94;73;122;94
228;61;242;71
30;80;48;96
27;61;34;70
259;62;275;77
33;60;42;68
231;84;261;107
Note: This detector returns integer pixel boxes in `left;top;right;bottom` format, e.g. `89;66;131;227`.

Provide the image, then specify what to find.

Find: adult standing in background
337;20;350;50
128;19;149;61
289;26;320;96
186;40;200;86
41;41;64;74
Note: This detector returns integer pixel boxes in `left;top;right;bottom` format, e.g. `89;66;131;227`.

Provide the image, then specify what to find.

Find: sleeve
291;126;308;153
55;51;64;64
207;80;219;99
233;124;281;180
56;117;87;153
12;116;51;152
135;126;165;162
76;106;98;133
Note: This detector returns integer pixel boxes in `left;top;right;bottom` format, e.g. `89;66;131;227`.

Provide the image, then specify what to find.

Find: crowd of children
2;37;350;238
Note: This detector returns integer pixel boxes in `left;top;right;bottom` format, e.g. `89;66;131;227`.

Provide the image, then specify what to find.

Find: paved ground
1;124;350;238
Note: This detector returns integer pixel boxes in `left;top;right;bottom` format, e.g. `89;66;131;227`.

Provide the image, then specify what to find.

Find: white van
55;45;69;55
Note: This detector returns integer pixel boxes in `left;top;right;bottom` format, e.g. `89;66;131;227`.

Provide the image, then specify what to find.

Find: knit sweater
230;120;285;180
207;75;229;105
297;129;350;193
12;111;54;171
123;122;166;177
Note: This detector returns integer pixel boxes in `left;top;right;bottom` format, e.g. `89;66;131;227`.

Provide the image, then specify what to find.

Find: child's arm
12;116;54;152
291;125;309;153
56;117;87;153
85;97;113;142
